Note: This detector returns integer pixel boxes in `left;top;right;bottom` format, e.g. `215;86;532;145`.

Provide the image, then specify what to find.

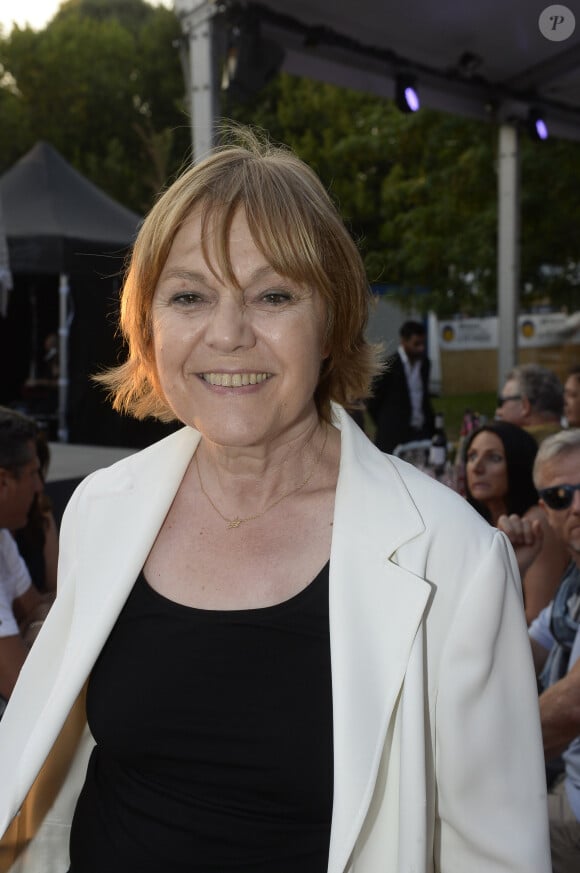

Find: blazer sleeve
433;531;551;873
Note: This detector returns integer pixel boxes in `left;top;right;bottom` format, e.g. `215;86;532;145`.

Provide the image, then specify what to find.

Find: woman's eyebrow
159;269;208;283
159;265;283;287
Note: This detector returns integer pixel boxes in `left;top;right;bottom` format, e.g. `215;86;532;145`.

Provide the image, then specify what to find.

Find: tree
2;8;580;316
0;0;189;212
233;73;580;316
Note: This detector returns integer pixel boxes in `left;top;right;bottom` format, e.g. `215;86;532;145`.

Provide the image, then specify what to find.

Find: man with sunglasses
496;363;564;445
0;407;50;716
499;428;580;873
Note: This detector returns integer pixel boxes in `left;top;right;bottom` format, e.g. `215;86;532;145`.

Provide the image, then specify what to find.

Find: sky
0;0;172;33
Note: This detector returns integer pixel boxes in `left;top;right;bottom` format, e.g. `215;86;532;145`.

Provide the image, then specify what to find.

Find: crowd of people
0;128;578;872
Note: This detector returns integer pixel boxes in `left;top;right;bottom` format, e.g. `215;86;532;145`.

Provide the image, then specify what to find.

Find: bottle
429;412;447;479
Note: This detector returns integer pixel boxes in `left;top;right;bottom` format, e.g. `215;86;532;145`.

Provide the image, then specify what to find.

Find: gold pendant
227;518;242;529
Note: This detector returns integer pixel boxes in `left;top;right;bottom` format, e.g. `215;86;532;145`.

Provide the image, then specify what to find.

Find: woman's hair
463;420;539;522
96;125;382;423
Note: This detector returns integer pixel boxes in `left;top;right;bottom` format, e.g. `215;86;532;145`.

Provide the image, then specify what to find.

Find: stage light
395;75;420;113
528;108;549;141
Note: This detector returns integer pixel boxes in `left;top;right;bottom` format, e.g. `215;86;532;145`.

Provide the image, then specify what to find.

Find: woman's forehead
471;431;504;452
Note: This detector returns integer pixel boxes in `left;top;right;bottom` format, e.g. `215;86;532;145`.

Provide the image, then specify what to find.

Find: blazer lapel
61;426;202;683
327;408;432;873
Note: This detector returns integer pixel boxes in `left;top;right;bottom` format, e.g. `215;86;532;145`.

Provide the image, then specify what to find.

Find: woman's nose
205;297;255;352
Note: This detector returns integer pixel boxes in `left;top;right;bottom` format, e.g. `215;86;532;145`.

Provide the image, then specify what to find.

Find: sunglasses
497;394;522;407
538;483;580;510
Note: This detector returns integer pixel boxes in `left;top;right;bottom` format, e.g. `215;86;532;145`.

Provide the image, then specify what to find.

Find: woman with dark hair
464;420;569;622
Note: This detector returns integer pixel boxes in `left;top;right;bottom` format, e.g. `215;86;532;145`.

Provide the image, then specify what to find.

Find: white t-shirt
0;529;32;638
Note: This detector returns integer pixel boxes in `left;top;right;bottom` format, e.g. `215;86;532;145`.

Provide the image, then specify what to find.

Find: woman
0;130;550;873
464;420;569;623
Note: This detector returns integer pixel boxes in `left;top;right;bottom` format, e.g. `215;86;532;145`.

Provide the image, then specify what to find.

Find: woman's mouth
200;372;272;387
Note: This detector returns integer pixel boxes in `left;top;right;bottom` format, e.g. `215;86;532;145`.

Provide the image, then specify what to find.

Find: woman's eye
259;291;292;305
172;292;205;306
466;453;477;464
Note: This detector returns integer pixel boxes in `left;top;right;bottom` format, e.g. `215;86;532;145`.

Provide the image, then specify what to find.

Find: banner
439;318;497;350
439;313;580;350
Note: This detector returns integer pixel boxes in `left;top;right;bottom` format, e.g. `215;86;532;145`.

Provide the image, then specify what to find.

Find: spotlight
528;108;549;141
395;75;420;113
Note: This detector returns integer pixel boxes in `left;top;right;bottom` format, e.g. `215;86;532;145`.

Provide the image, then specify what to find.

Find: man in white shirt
0;407;49;705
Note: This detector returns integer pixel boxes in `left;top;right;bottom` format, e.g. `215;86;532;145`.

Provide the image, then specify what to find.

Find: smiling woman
0;126;552;873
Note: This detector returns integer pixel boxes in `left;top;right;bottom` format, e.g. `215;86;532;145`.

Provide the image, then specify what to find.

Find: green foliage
2;8;580;316
432;392;497;443
0;0;189;212
233;73;580;317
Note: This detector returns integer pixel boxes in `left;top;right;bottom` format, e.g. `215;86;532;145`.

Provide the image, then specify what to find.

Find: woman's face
151;207;327;448
564;375;580;428
465;431;509;506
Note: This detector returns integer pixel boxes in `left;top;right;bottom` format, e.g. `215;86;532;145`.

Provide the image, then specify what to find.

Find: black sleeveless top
69;563;333;872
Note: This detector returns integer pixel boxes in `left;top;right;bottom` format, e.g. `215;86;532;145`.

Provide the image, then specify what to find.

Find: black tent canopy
0;142;154;445
0;141;140;275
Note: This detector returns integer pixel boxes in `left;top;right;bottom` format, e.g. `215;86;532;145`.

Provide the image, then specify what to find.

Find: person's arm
497;512;543;580
435;531;551;872
522;507;570;624
538;657;580;759
530;636;550;675
0;634;29;699
12;585;52;644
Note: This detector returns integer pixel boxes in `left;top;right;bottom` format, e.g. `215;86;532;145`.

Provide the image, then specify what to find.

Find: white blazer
0;406;551;872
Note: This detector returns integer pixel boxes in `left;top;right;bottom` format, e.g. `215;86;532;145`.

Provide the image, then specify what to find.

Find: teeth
202;372;270;387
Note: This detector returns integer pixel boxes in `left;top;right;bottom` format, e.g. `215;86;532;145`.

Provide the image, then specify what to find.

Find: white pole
58;273;69;442
497;123;520;389
174;0;221;162
427;310;442;396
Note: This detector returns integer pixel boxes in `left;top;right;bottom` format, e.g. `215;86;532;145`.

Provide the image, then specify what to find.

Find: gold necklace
195;426;329;530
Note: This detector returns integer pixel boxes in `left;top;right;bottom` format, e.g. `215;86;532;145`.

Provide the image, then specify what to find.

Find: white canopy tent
174;0;580;386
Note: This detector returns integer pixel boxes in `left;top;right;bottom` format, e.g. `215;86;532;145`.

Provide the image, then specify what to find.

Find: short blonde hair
97;126;382;423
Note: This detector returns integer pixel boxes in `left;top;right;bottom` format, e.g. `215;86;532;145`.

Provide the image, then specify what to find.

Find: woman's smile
199;371;272;387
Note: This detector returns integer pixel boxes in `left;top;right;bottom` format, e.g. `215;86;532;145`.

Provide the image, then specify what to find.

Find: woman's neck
194;418;332;512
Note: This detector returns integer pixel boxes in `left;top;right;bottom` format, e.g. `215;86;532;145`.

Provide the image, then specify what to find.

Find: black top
69;563;333;872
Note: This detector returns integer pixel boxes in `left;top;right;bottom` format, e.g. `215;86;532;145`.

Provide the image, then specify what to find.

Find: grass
363;390;497;450
432;392;497;443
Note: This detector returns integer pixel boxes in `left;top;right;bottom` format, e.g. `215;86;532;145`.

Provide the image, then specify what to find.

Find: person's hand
497;513;543;578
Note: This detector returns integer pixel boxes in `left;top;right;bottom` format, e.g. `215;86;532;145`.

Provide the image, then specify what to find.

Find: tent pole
497;123;520;390
58;273;69;442
175;0;221;162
